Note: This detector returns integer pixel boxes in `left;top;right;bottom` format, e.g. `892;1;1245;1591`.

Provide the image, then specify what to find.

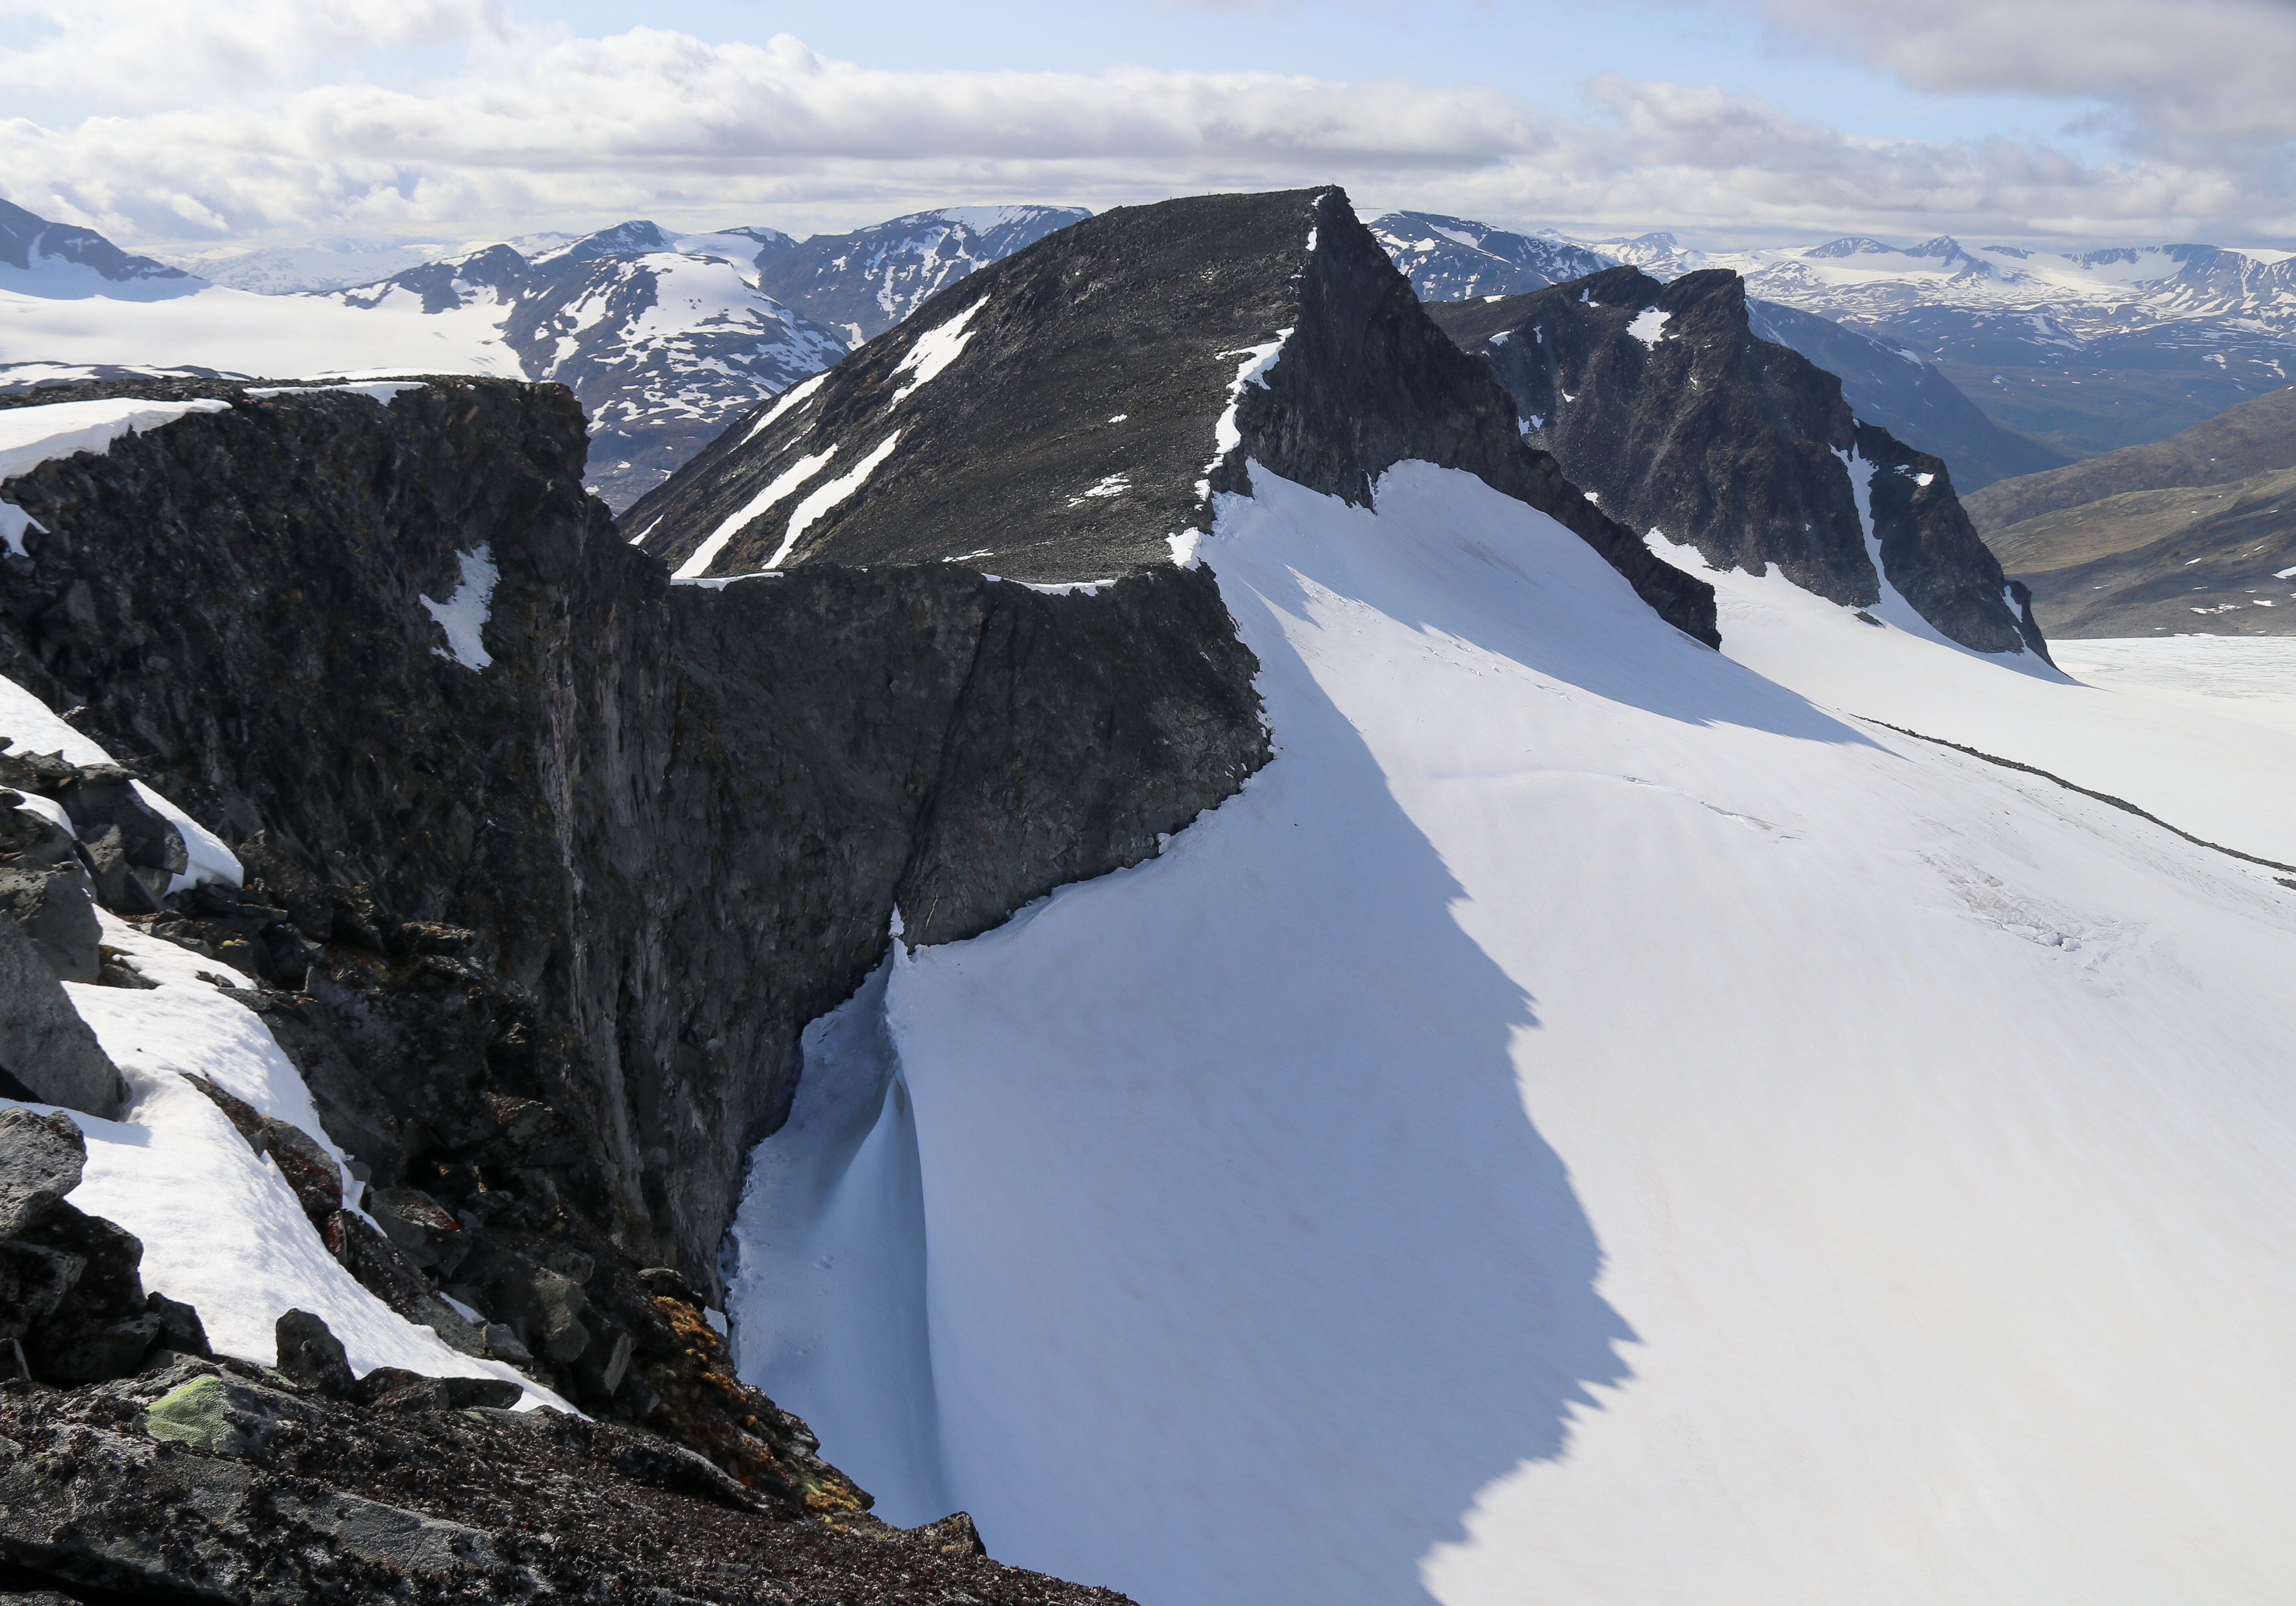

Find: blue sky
0;0;2286;248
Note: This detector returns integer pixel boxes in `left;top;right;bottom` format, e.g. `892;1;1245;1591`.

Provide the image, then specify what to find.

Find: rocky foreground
0;1106;1126;1604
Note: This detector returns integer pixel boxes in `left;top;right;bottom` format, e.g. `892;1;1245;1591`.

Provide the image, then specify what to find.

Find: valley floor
731;463;2296;1606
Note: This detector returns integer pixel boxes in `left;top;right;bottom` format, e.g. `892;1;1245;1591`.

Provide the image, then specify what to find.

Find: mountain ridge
627;187;1718;645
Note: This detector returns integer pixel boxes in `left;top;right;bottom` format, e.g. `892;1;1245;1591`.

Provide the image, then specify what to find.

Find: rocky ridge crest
628;188;1718;646
1427;265;2049;658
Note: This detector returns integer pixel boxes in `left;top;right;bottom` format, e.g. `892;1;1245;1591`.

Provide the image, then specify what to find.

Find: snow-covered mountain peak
529;220;680;269
1363;211;1614;304
631;186;1712;644
0;197;201;302
751;205;1090;345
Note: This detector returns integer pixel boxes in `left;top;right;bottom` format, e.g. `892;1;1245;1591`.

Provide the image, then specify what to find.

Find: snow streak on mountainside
732;459;2296;1606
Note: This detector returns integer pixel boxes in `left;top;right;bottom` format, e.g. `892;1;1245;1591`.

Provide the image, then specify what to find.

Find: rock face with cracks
0;373;1268;1299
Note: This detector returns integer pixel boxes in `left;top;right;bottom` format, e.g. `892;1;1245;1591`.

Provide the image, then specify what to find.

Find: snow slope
1656;537;2296;865
733;460;2296;1604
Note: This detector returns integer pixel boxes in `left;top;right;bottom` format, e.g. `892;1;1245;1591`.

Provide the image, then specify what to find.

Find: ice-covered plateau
4;186;2296;1605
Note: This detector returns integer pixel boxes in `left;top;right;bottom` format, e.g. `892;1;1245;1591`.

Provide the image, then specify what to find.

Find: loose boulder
0;861;101;985
0;1106;84;1236
0;891;124;1117
275;1307;355;1396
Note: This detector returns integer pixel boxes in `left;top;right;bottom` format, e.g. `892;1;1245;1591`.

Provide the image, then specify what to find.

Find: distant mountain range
0;203;1084;508
8;193;2292;510
1370;212;2074;491
1595;232;2296;458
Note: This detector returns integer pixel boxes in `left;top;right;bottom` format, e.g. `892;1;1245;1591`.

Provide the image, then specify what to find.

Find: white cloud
0;20;2284;249
1738;0;2296;143
0;0;506;103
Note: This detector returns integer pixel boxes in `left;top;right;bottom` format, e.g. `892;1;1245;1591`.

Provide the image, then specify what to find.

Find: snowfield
0;275;521;378
733;461;2296;1604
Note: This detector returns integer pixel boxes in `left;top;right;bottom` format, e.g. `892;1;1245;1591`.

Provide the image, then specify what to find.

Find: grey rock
0;926;121;1114
320;1207;483;1355
2;1412;500;1598
144;1290;211;1358
0;861;100;985
365;1184;462;1268
75;823;165;913
523;1266;590;1363
0;1241;83;1344
141;1370;317;1455
274;1307;354;1396
0;794;76;868
0;1105;84;1236
11;1196;168;1383
31;1312;159;1383
913;1510;990;1559
55;766;184;875
575;1318;635;1396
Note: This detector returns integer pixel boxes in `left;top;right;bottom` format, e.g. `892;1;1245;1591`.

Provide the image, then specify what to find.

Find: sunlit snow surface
0;278;521;377
734;461;2296;1604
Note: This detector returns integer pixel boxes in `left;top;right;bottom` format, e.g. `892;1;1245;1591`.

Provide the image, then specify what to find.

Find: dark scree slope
1428;265;2050;659
626;188;1718;647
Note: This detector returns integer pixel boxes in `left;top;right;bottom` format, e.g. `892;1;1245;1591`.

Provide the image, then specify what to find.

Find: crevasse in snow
731;460;2296;1606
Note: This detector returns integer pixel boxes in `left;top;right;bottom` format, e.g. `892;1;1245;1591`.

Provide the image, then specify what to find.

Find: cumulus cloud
0;0;506;102
0;19;2284;248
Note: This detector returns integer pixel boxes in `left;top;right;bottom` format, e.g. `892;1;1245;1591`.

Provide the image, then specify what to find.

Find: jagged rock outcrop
0;373;1268;1300
1426;265;2048;657
0;916;124;1116
625;187;1718;647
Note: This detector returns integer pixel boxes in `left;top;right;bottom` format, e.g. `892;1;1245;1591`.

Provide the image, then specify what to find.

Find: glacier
731;458;2296;1604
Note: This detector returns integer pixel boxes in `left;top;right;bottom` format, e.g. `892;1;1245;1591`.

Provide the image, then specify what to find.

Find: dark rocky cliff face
1427;265;2049;658
626;188;1718;647
0;376;1266;1294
